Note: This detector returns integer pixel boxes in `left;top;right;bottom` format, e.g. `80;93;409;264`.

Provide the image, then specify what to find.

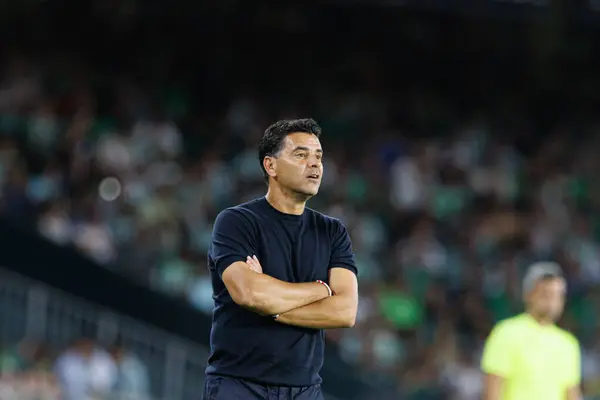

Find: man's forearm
566;386;582;400
246;273;330;315
483;374;504;400
275;295;356;329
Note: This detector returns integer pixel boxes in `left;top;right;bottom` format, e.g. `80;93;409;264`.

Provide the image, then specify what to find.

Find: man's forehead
536;277;566;291
284;132;322;149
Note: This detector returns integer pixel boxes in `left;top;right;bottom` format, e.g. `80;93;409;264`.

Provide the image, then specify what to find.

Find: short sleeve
564;336;582;387
209;208;257;278
329;219;357;275
481;322;514;378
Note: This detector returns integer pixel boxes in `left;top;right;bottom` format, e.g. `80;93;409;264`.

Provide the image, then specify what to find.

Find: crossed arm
222;262;358;329
275;267;357;329
214;209;357;330
222;261;332;316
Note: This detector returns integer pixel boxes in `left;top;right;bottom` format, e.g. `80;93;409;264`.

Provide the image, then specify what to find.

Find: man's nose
308;157;321;168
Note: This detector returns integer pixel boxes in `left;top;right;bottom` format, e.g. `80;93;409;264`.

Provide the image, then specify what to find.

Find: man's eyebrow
291;146;323;153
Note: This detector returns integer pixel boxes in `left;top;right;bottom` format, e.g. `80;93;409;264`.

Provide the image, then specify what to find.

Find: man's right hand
246;255;263;274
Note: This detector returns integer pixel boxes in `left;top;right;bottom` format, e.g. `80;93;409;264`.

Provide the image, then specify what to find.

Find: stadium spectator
109;341;150;399
54;337;117;400
0;339;60;400
0;338;41;375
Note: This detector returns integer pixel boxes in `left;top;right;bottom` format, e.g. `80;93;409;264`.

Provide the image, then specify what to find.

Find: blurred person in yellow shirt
481;262;581;400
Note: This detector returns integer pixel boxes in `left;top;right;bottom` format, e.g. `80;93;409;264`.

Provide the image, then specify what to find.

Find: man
481;262;582;400
204;118;358;400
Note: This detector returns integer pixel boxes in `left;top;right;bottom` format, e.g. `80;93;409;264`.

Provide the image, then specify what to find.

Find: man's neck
265;186;306;215
525;311;553;326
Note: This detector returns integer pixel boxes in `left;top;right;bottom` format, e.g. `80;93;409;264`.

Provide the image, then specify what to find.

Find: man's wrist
316;280;333;297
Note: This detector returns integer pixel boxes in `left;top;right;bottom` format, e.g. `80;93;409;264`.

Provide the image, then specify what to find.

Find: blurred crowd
1;42;600;399
0;337;149;400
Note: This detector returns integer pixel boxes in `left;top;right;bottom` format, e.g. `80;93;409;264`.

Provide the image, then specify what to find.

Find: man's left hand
246;255;263;274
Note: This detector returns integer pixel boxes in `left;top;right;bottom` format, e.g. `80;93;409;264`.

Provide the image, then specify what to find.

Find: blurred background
1;0;600;399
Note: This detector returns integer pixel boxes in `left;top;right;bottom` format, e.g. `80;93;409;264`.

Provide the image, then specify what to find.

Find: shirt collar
522;312;554;329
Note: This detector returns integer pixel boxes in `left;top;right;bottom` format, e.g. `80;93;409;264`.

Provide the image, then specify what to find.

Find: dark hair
258;118;322;183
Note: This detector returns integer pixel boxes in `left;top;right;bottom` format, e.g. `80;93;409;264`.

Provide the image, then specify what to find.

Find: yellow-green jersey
481;313;581;400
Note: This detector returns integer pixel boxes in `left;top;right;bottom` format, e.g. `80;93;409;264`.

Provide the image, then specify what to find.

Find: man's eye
296;153;307;158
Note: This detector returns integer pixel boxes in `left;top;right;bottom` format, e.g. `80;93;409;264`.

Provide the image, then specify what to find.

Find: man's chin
294;187;319;200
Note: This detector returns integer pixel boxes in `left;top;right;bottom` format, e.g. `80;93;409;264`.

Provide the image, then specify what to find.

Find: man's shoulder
552;325;580;350
227;198;265;212
490;314;527;337
305;207;345;228
482;317;523;361
492;315;580;348
216;198;265;222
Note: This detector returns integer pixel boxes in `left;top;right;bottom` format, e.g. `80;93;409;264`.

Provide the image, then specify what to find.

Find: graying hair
522;262;563;297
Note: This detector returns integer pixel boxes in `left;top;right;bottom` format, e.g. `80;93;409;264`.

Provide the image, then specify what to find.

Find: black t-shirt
205;197;357;387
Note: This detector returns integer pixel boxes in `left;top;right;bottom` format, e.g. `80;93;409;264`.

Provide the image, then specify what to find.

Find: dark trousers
203;375;324;400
